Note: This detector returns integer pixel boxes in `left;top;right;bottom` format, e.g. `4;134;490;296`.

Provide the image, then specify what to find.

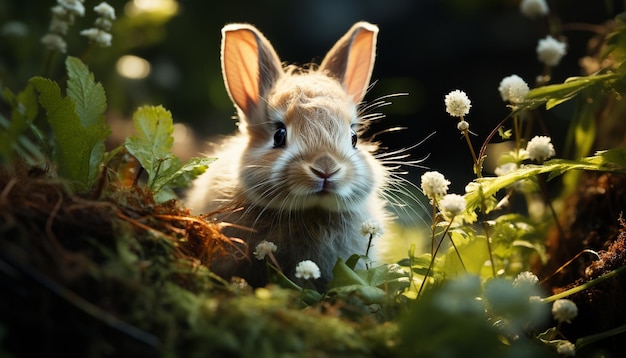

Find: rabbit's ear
221;24;282;117
320;22;378;104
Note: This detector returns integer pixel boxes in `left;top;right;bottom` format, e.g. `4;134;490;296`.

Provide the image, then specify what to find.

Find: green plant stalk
540;263;626;303
576;322;626;350
417;219;454;298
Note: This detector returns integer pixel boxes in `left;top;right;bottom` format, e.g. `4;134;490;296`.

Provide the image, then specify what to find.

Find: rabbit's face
239;73;379;212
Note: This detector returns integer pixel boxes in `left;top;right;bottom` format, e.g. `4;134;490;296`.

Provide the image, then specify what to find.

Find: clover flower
444;90;471;118
439;194;466;220
295;260;321;280
556;340;576;356
552;299;578;323
253;240;277;260
537;35;567;66
526;135;556;161
420;171;450;200
520;0;549;18
498;74;530;104
360;219;383;239
513;271;539;287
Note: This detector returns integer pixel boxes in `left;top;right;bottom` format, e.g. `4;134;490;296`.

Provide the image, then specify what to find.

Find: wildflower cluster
41;0;86;53
80;2;116;47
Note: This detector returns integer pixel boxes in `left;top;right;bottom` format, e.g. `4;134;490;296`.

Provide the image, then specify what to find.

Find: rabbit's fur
186;22;392;289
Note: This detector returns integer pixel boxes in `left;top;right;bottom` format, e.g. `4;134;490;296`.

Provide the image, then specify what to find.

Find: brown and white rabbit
186;21;394;289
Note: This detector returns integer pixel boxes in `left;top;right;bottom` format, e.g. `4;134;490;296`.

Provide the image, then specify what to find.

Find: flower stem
417;219;454;299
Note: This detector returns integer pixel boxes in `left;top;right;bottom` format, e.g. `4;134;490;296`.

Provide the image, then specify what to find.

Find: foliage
3;2;626;357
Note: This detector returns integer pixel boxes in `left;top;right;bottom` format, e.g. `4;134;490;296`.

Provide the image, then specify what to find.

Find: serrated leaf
66;56;107;129
30;76;109;191
125;105;174;190
125;105;213;196
153;156;216;191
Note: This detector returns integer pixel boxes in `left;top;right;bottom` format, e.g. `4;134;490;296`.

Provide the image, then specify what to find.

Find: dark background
1;0;623;221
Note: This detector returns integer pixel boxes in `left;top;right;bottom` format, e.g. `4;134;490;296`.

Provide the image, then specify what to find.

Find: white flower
49;17;70;35
537;35;567;66
513;271;539;287
94;2;116;20
439;194;466;219
494;162;518;176
498;74;529;103
520;0;549;18
41;33;67;53
80;28;112;47
526;135;556;161
59;0;86;17
457;120;469;132
444;90;471;118
360;219;383;238
420;171;450;200
295;260;321;280
253;240;277;260
552;299;578;323
556;340;576;356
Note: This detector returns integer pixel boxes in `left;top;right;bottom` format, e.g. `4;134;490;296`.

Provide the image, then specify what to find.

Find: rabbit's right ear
221;24;282;118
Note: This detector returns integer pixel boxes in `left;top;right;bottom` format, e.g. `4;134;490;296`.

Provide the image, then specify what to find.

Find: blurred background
1;0;623;226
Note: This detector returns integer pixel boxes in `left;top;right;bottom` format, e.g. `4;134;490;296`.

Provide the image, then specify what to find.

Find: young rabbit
186;21;392;289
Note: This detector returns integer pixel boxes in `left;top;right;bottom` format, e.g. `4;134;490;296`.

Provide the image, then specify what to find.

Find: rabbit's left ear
320;22;378;104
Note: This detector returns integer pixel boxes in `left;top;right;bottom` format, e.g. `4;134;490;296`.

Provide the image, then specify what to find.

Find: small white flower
59;0;86;17
513;271;539;287
360;219;383;238
295;260;321;280
498;74;529;104
439;194;466;219
94;2;116;20
49;17;70;35
41;33;67;53
537;35;567;66
253;240;277;260
556;340;576;356
420;171;450;200
444;90;471;118
80;28;112;47
457;120;469;132
552;299;578;323
494;162;518;176
51;5;69;17
95;18;113;31
526;135;556;161
520;0;549;18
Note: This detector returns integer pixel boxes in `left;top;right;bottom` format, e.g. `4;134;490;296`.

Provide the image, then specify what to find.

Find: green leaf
30;76;109;191
125;105;174;188
125;105;215;195
463;150;626;222
0;84;40;163
66;56;107;129
524;73;620;110
327;258;409;304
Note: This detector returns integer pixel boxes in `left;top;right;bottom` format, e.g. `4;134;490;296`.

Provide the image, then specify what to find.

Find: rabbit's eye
273;127;287;148
351;128;358;148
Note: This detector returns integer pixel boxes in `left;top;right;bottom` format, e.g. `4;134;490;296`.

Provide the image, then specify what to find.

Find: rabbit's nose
310;155;341;179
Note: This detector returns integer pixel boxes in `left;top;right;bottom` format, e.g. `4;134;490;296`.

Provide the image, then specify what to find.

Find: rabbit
186;21;396;290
